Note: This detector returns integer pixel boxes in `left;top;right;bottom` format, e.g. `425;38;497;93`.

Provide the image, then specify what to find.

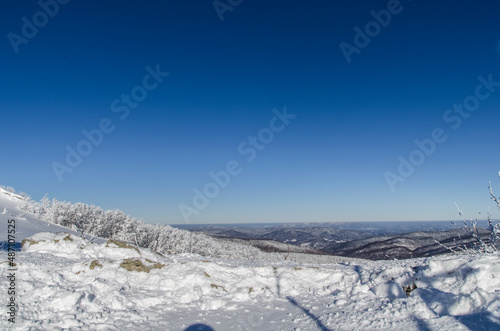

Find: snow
0;189;97;245
1;190;499;330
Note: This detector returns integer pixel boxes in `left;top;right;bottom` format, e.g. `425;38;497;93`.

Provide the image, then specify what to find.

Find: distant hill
175;222;492;260
324;228;492;260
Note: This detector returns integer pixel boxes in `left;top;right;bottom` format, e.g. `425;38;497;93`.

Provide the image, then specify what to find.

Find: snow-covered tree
20;194;273;260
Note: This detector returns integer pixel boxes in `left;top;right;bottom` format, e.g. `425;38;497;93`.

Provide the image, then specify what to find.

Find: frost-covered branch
449;175;500;254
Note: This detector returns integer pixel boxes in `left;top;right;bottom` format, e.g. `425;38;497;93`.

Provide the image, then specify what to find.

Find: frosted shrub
20;195;270;260
486;179;500;251
450;174;500;254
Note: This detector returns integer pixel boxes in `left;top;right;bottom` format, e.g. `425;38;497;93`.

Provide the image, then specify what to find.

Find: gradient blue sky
2;0;500;224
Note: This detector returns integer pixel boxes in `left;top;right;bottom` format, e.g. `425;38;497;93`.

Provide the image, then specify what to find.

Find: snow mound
0;187;26;202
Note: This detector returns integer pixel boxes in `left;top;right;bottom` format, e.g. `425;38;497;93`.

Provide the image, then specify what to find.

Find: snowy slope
0;189;499;330
0;188;95;244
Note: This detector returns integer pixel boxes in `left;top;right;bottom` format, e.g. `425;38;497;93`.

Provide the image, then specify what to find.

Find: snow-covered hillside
1;189;499;330
0;188;90;244
11;191;352;264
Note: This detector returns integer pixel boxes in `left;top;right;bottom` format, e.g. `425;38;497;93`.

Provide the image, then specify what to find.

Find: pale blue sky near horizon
2;0;500;224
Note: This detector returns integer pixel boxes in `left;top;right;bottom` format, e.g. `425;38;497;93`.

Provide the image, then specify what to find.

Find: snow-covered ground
1;190;499;330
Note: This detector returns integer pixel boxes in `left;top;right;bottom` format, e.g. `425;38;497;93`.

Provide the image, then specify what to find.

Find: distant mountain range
173;222;492;260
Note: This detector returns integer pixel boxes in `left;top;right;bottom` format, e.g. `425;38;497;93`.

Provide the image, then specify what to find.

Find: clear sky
2;0;500;224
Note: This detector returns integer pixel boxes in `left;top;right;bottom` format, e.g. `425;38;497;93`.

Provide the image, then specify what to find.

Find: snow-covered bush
486;179;500;250
20;195;272;260
449;174;500;254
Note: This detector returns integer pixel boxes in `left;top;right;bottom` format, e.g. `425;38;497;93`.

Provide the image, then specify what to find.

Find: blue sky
2;0;500;224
